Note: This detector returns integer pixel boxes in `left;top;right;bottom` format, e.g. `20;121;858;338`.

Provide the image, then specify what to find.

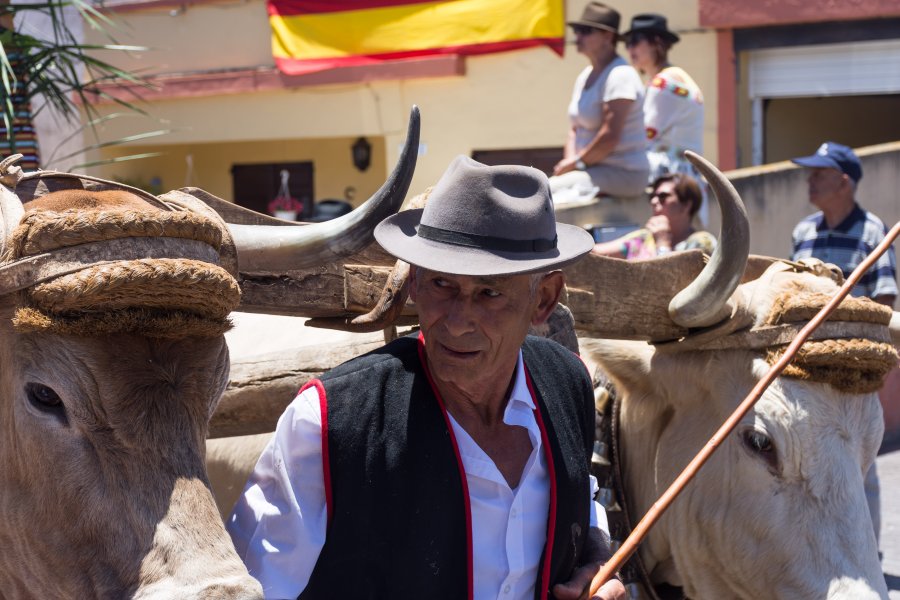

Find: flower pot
273;210;298;221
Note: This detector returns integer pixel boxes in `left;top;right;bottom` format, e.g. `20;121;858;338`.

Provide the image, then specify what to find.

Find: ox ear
581;338;659;395
581;337;718;406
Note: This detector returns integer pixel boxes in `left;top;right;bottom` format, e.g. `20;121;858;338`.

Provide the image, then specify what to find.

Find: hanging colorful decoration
267;0;565;76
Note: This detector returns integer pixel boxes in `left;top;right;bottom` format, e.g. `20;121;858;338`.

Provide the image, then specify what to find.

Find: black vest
299;334;595;600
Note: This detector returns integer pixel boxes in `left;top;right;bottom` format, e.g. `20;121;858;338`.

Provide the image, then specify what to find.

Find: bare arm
591;240;626;259
553;98;634;176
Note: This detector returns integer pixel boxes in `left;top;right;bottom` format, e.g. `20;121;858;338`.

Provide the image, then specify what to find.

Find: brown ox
0;109;419;598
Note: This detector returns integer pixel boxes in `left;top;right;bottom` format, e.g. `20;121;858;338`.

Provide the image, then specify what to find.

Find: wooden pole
590;221;900;595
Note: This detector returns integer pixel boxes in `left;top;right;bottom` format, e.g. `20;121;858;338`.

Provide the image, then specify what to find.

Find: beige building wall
719;142;900;262
86;0;717;206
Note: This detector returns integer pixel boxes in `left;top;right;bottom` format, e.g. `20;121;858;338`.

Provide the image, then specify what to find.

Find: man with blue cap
790;140;897;555
790;141;896;306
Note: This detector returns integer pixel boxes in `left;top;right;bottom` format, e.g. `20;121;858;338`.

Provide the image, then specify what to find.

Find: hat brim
622;28;679;43
374;209;595;276
566;20;619;35
791;155;840;171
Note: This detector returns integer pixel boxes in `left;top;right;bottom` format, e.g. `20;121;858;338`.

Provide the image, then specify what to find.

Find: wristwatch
575;157;587;170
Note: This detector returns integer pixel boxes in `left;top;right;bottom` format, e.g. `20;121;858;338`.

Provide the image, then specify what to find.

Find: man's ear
531;271;565;326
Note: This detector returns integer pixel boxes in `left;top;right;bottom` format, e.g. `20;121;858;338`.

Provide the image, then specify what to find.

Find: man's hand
552;565;626;600
551;528;626;600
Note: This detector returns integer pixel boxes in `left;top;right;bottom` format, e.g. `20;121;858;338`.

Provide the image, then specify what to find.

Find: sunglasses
649;190;676;203
571;25;597;36
625;32;652;47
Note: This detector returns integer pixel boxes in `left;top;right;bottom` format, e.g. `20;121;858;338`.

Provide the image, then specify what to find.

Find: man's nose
443;298;477;336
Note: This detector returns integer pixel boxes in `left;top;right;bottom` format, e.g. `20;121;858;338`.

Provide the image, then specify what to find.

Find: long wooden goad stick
590;221;900;596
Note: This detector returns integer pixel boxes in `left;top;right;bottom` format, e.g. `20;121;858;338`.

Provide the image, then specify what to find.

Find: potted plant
268;193;304;221
268;169;304;220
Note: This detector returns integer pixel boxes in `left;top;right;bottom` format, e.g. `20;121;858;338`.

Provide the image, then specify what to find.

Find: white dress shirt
228;351;607;600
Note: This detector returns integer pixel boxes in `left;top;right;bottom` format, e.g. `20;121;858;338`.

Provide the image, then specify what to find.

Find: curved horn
667;151;750;328
230;106;420;273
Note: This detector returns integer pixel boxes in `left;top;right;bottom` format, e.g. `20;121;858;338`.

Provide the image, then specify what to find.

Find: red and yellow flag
268;0;565;76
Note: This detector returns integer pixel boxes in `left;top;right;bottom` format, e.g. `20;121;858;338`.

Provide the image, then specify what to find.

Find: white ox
0;109;419;599
581;265;891;599
208;153;893;599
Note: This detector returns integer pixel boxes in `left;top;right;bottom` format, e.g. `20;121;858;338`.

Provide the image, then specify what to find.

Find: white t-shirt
568;55;648;171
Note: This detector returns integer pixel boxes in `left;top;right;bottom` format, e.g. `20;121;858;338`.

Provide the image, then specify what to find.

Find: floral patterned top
619;229;717;260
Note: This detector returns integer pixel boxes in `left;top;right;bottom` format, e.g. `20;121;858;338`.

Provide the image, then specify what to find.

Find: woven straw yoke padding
763;291;897;394
9;207;222;259
6;190;240;337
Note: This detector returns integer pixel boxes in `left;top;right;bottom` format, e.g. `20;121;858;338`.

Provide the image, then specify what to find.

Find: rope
27;259;239;319
9;208;222;259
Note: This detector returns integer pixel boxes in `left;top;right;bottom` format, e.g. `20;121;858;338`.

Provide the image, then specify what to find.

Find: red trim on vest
300;379;333;528
525;366;557;600
416;332;474;600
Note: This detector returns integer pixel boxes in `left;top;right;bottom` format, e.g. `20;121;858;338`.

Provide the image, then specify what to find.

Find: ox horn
667;151;750;329
229;106;420;273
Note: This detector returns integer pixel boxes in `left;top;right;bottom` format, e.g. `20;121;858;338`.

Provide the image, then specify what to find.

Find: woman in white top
624;14;705;187
550;2;649;202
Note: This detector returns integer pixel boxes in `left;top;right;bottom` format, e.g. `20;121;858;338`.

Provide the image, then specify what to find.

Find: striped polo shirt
791;203;898;299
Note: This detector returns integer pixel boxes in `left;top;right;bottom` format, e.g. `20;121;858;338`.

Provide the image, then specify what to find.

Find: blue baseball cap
791;141;862;183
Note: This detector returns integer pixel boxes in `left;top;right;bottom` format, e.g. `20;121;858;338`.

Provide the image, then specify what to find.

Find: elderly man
790;141;897;306
790;141;897;554
228;156;626;600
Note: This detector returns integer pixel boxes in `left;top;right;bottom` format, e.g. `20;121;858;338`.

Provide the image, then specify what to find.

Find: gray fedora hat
375;156;594;276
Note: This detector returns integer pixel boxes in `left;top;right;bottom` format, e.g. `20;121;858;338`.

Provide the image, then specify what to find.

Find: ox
0;109;419;598
572;155;893;599
208;153;893;599
581;265;893;599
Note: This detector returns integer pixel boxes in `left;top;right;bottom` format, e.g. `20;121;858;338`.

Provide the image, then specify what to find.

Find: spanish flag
269;0;565;76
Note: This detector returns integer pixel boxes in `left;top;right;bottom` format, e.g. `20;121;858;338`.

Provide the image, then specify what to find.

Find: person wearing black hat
623;13;706;219
229;156;627;600
550;1;649;203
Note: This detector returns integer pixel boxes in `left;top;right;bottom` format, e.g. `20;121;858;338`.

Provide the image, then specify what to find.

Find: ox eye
741;429;777;470
24;383;68;425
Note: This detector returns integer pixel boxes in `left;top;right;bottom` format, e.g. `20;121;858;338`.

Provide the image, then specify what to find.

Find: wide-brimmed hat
791;141;862;183
566;2;620;35
623;13;680;44
375;156;594;276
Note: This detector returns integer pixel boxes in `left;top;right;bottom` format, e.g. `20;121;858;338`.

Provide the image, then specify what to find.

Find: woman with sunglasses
623;14;705;191
591;172;716;259
550;2;649;203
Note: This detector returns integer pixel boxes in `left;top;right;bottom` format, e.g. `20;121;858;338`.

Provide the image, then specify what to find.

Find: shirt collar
507;350;535;410
816;203;865;233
